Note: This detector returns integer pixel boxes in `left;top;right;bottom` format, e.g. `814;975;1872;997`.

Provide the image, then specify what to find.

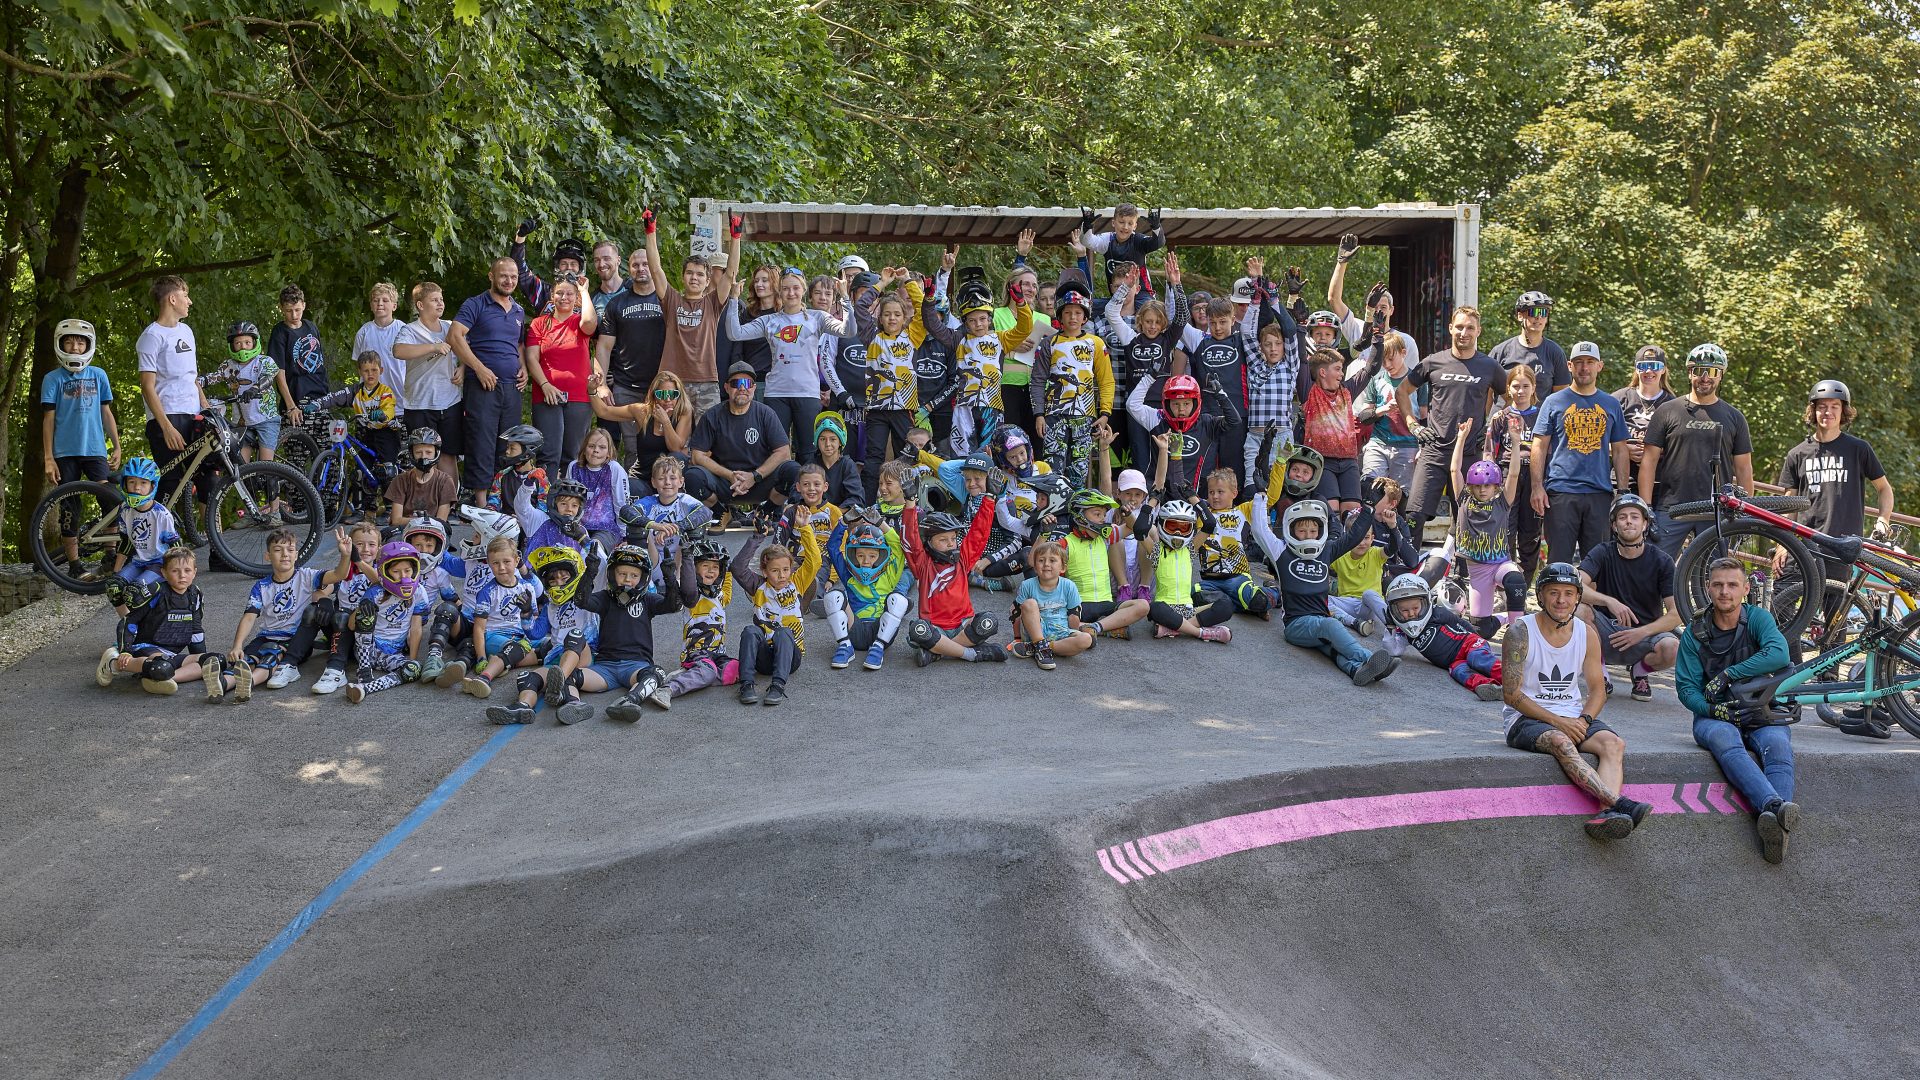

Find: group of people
44;206;1902;865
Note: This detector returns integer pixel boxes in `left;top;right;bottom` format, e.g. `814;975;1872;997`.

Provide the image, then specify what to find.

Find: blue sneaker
863;643;887;671
830;641;855;669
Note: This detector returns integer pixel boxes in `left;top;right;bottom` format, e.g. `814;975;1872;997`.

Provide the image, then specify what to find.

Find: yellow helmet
528;545;586;606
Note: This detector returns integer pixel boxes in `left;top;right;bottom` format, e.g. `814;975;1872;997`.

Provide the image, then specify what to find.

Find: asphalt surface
6;561;1918;1079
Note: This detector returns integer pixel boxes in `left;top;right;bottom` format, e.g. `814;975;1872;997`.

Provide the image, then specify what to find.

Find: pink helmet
1464;460;1504;487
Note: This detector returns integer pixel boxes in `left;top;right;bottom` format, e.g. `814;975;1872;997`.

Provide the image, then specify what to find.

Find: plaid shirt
1240;302;1300;429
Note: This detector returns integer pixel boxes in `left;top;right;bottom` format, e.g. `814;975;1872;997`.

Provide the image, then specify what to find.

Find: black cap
726;360;758;380
1634;344;1667;365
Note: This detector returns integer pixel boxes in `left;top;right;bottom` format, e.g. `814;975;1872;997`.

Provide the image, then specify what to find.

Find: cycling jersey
471;575;544;638
246;567;328;639
1250;495;1373;621
1031;332;1114;420
724;301;853;399
1200;503;1254;578
824;522;912;621
731;527;823;655
362;589;432;652
921;300;1033;410
118;503;180;568
902;498;997;630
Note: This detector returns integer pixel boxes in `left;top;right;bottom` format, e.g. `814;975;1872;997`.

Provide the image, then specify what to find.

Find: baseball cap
836;255;869;273
1117;468;1148;493
1230;277;1258;304
1634;345;1667;366
1570;341;1601;361
726;360;758;380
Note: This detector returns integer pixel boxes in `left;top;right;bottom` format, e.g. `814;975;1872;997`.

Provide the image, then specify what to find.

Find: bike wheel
276;428;322;476
1666;495;1811;522
1873;623;1920;738
27;481;124;595
205;461;324;576
1674;520;1823;639
307;452;350;531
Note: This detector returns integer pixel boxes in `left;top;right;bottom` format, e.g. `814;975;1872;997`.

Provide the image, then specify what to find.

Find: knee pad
103;577;125;607
1239;581;1272;614
516;669;545;693
140;655;177;682
906;619;939;649
1501;571;1529;611
305;597;337;631
562;629;587;655
822;589;848;616
398;661;422;684
498;638;530;668
883;591;910;618
967;612;999;643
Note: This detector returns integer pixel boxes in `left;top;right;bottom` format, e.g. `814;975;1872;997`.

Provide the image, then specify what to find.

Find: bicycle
301;406;396;529
29;387;326;594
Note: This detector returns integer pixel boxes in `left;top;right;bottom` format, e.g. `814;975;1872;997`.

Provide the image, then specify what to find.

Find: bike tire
276;428;322;475
205;461;325;576
1674;520;1823;640
1872;623;1920;738
1666;495;1811;522
1858;548;1920;592
27;480;123;595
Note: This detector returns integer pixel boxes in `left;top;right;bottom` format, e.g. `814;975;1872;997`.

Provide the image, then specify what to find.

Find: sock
960;647;978;661
1631;660;1650;677
1085;621;1103;635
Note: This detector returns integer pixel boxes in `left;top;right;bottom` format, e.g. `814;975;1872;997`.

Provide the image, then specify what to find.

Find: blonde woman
590;368;693;497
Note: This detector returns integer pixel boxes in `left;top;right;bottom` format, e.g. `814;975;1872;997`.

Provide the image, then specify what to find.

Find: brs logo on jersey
1289;558;1328;582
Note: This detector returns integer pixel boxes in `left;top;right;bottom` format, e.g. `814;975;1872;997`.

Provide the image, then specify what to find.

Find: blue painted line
125;721;528;1079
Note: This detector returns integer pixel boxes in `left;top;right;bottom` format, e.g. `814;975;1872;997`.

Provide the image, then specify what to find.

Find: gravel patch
0;589;107;672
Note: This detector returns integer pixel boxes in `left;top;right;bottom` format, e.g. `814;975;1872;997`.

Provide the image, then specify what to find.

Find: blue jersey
364;588;432;651
534;598;599;648
339;572;376;608
246;567;327;639
471;575;544;638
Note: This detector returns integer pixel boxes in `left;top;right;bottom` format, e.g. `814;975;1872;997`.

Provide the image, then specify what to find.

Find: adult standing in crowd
525;277;599;473
1395;306;1502;534
594;247;666;460
509;222;585;318
1776;380;1894;549
1530;341;1631;566
1326;234;1417;377
135;275;206;503
656;210;733;418
448;257;528;502
687;361;798;512
589;239;627;320
1638;343;1753;559
1614;345;1674;497
1490;291;1571;397
393;281;463;466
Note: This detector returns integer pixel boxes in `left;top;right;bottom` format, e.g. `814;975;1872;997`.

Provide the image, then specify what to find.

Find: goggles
1517;305;1550;319
1635;360;1666;373
1159;518;1195;539
654;387;681;400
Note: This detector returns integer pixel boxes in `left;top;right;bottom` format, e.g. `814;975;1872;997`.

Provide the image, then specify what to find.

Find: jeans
1692;716;1795;807
531;399;592;475
1284;612;1372;675
767;395;823;464
1653;507;1703;562
462;377;523;493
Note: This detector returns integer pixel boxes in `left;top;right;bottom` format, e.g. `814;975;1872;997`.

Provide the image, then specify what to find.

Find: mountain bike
28;387;325;594
302;409;396;528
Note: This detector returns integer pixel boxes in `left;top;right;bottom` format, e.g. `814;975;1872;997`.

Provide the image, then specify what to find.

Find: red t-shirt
530;312;592;399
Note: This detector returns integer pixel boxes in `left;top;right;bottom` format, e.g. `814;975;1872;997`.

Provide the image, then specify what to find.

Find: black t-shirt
597;288;665;391
1642;396;1752;508
914;339;954;415
690;400;790;473
1489;334;1570;392
1580;540;1674;625
270;319;330;403
1120;327;1183;407
1778;432;1884;539
1097;230;1165;293
1614;386;1673;490
1406;349;1502;457
1188;334;1250;408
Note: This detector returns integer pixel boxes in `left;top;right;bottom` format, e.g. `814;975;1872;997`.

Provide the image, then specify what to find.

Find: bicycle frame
1705;488;1914;567
1769;608;1920;707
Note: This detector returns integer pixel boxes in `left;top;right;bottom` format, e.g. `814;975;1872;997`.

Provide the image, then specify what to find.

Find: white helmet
836;255;869;274
54;319;96;371
1384;572;1434;638
1154;499;1200;549
1281;499;1330;560
458;505;521;562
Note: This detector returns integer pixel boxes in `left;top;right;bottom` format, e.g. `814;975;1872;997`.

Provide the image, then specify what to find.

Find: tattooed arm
1506;618;1618;804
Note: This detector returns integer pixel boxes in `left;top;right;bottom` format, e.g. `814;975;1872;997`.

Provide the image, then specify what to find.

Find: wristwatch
1578;713;1597;725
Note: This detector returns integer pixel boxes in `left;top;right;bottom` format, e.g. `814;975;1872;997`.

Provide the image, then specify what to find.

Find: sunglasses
782;266;804;279
1686;365;1723;374
1635;361;1666;373
728;377;756;389
1518;306;1550;319
653;388;681;401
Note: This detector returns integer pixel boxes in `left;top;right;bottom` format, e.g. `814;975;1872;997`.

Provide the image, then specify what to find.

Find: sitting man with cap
1577;492;1681;701
687;360;800;516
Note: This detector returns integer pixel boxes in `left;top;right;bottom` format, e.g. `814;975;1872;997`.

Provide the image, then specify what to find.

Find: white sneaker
648;686;673;711
1356;618;1377;637
266;664;298;690
96;646;119;688
311;667;348;695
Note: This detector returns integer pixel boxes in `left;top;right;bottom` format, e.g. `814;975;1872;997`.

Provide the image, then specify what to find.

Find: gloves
911;407;931;430
517;217;539;239
1080;206;1095;233
1703;672;1731;702
564;519;589;542
642;207;657;235
1290;297;1309;324
1147;207;1162;231
1364;476;1388;505
1204;376;1227;399
1365;282;1389;310
729;213;744;240
1283;266;1305;296
1337;233;1359;263
1412;424;1440;451
1709;701;1766;726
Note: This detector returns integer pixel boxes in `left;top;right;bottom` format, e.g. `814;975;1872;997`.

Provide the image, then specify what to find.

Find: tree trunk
4;162;89;558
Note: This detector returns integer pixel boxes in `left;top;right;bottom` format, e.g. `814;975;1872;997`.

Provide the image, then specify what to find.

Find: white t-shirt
136;320;200;417
394;319;458;411
354;319;408;408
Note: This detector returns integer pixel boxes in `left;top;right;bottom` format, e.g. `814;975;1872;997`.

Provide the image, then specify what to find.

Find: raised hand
1015;229;1034;256
1246;255;1266;279
1337;233;1359;262
642;207;657;235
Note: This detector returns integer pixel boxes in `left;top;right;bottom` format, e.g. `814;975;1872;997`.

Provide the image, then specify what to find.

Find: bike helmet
1535;561;1583;601
919;510;966;563
407;427;443;468
1464;459;1504;488
459;504;521;561
548;477;590;525
1281;445;1325;499
844;522;892;586
1067;489;1118;537
553;237;589;269
498;424;545;468
528;544;586;606
1155;499;1200;549
607;542;654;604
1027;472;1072;508
955;267;995;318
1162;374;1203;432
1384;573;1435;639
375;541;422;601
1282;499;1330;559
54;318;96;370
402;516;448;570
836;254;870;275
1686;342;1728;369
1809;379;1851;403
1055;286;1092;318
1514;290;1553;314
120;456;161;510
1305;310;1341;333
687;533;729;565
990;425;1032;470
1609;492;1652;526
226;320;263;362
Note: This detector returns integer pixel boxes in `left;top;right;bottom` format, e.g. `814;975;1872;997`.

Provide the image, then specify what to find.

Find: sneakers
1630;674;1653;701
312;667;348;695
1034;641;1058;671
435;658;469;689
1351;650;1398;686
738;679;761;705
1198;625;1232;644
1355;618;1376;638
968;572;992;591
203;655;225;702
830;642;856;669
762;681;787;706
1617;797;1652;829
974;643;1008;662
648;685;673;710
231;659;253;703
1153;624;1178;639
1102;624;1132;641
605;692;645;723
96;646;119;688
543;668;569;708
863;643;887;671
1008;640;1036;660
345;666;373;704
1583;811;1634;841
486;703;535;725
461;674;494;699
420;651;445;685
556;699;593;725
913;647;936;668
1757;798;1799;864
141;674;178;696
1473;681;1504;702
266;664;298;690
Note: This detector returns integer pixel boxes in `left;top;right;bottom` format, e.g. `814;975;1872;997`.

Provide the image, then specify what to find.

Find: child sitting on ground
1138;499;1233;642
429;507;520;689
1197;467;1277;619
731;512;824;706
341;540;432;703
461;537;545;699
589;540;686;719
822;515;913;671
655;535;737;706
102;457;179;621
1250;484;1399;685
1009;540;1097;670
902;482;1009;665
213;527;356;699
1328;521;1390;638
309;519;385;695
1449;416;1528;639
1060;488;1150;639
487;545;599;726
1381;573;1504;700
96;545;208;695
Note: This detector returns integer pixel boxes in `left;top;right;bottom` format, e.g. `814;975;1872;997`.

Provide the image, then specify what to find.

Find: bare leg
1536;729;1620;807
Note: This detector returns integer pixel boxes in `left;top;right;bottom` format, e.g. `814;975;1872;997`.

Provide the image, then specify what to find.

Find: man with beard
1577;493;1680;701
1637;343;1753;559
1394;307;1502;535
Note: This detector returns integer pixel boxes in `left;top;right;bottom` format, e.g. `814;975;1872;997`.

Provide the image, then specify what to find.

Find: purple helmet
376;541;421;599
1464;460;1504;487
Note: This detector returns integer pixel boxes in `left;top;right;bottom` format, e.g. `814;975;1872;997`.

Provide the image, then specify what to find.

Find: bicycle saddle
1809;533;1862;566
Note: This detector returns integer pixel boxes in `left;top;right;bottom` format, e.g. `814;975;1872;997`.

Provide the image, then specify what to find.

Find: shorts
483;630;533;658
116;561;164;588
245;632;316;667
243;418;282;453
588;659;654;688
1506;713;1617;752
127;643;205;661
1315;455;1362;502
56;456;112;485
1592;608;1678;668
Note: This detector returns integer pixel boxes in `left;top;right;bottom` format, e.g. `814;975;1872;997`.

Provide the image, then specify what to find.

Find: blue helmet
844;523;891;586
121;457;161;510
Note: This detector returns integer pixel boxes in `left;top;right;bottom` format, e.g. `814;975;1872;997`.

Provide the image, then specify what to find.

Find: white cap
836;255;869;273
1571;340;1601;360
1230;277;1257;304
1117;468;1148;493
